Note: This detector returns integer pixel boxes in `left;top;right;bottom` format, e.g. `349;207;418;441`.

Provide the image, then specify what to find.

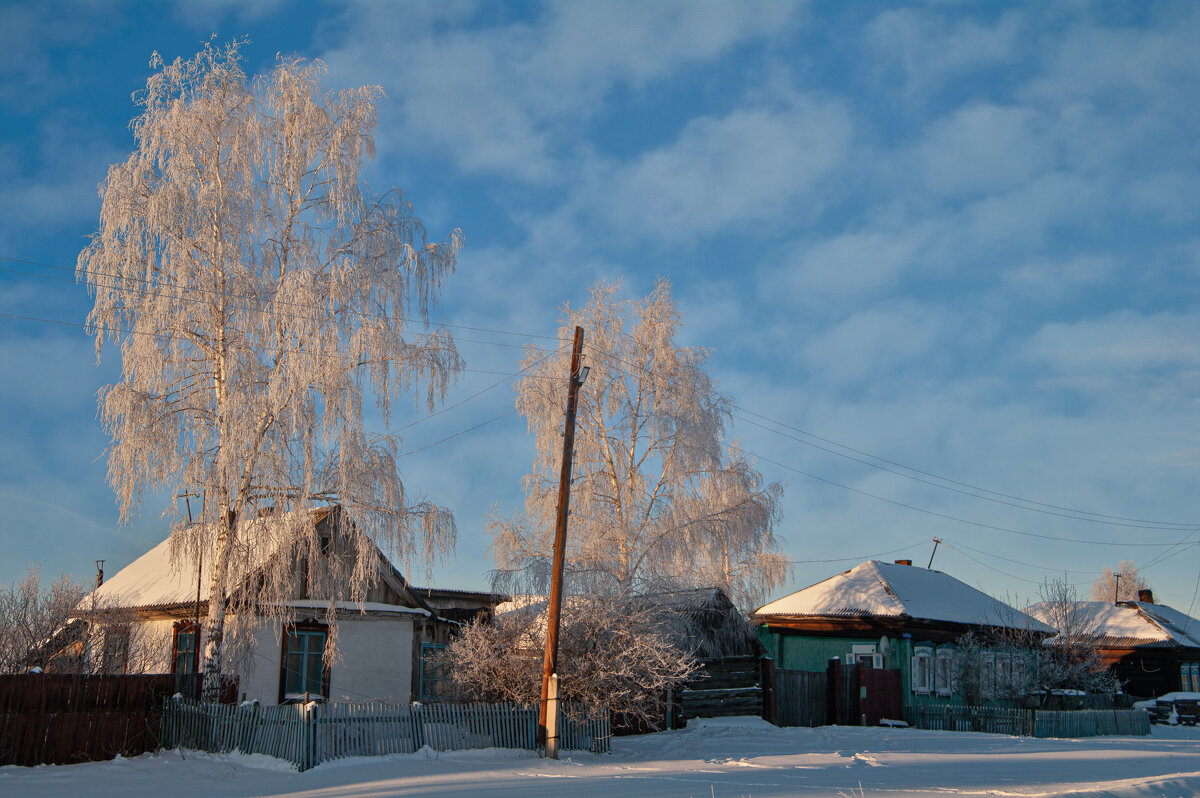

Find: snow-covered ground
6;717;1200;797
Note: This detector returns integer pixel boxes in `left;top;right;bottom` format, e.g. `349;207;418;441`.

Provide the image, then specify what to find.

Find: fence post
827;658;842;725
760;657;777;725
411;702;424;752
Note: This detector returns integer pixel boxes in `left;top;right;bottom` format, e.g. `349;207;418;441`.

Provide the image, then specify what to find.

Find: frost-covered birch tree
1090;561;1148;602
491;279;787;609
77;41;462;698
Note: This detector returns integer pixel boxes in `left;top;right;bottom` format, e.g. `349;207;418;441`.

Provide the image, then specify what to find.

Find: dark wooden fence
907;703;1151;738
0;673;236;767
772;661;904;728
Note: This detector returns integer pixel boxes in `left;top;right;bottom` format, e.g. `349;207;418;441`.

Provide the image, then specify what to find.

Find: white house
84;506;484;704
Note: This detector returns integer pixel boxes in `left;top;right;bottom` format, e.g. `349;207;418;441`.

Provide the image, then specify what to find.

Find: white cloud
320;1;799;181
865;8;1025;98
169;0;286;29
797;300;949;388
591;99;851;241
769;224;935;308
920;104;1049;198
1020;310;1200;399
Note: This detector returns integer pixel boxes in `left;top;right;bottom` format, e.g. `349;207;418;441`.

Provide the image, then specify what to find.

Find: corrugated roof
1025;600;1200;649
753;560;1054;634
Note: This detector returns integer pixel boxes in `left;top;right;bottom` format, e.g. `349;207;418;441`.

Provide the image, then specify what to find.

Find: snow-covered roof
753;560;1054;634
85;508;321;610
88;534;213;610
83;506;428;614
1025;600;1200;649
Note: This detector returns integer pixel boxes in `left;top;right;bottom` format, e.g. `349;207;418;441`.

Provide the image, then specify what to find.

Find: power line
733;411;1196;531
732;404;1195;529
399;410;516;457
1;255;567;345
729;442;1191;548
565;343;1198;532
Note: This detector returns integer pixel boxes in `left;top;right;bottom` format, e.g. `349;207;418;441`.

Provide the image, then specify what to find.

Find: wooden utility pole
539;325;586;758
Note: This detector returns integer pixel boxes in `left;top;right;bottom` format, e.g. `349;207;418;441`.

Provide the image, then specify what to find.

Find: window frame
278;620;331;703
100;625;130;675
911;644;934;694
935;646;956;696
419;642;449;700
170;620;200;675
980;651;996;700
851;643;881;669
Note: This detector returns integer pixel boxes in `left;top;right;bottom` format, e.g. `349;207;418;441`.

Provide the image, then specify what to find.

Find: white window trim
911;645;934;694
852;644;882;669
935;647;955;696
981;652;996;701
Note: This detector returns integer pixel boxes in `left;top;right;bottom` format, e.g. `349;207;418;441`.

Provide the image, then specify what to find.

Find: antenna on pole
927;538;942;569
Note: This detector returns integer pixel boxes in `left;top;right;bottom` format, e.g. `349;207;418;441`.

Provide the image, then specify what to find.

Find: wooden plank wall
774;668;827;727
0;673;237;767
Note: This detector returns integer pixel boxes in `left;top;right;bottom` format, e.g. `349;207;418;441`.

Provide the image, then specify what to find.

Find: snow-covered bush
437;595;697;723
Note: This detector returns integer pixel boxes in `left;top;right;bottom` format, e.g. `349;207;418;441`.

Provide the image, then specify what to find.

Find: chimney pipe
95;560;105;588
1138;588;1154;604
895;559;912;566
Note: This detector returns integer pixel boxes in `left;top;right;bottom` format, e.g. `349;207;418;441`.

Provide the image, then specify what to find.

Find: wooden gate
774;668;827;727
859;667;902;725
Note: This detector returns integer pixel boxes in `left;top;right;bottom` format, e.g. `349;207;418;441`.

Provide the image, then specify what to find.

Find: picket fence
161;698;610;770
907;703;1150;738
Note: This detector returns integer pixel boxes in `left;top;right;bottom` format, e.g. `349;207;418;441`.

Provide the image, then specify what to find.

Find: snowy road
4;717;1200;797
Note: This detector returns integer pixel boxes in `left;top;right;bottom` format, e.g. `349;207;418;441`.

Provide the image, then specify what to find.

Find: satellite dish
879;635;891;656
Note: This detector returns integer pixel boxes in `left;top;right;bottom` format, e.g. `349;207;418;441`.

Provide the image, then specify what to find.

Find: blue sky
2;1;1198;611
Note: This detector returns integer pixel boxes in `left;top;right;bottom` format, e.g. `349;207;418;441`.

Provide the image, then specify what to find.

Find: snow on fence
906;703;1150;738
161;698;610;770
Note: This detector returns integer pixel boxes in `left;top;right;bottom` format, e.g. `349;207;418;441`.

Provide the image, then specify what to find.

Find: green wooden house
753;560;1055;712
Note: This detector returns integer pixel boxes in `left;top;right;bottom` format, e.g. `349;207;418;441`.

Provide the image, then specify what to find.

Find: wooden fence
775;669;826;727
161;697;611;770
907;703;1150;738
0;673;235;767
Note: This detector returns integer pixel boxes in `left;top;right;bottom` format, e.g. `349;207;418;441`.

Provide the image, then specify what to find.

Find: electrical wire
731;404;1196;528
728;441;1190;548
732;411;1195;532
1;256;567;344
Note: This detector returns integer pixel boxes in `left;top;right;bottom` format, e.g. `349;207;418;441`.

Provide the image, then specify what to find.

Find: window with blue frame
420;643;448;700
280;624;328;701
171;621;199;675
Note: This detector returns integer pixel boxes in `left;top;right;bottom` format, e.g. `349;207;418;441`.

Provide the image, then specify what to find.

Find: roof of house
1024;600;1200;649
85;506;431;615
753;560;1055;634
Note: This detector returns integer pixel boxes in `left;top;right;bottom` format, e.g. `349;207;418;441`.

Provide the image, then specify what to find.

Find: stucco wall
123;612;418;704
233;614;417;704
330;615;415;702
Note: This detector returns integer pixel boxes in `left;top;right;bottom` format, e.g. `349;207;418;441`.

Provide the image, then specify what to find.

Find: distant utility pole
539;326;587;759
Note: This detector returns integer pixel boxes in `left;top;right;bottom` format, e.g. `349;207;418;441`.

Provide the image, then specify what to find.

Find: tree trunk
200;507;236;702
